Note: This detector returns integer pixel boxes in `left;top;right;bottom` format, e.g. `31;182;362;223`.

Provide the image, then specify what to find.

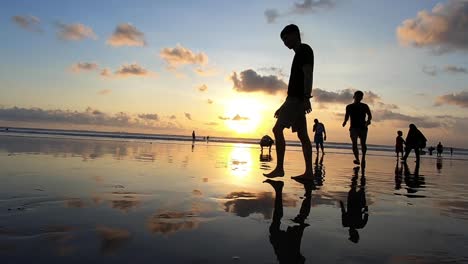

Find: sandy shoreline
0;136;467;263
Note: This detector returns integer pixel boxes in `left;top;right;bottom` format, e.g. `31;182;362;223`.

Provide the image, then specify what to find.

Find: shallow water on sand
0;135;467;263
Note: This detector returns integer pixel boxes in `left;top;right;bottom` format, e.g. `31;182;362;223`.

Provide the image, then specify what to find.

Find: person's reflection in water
340;166;368;243
403;160;425;196
313;153;325;187
264;179;313;264
394;160;403;190
436;157;443;172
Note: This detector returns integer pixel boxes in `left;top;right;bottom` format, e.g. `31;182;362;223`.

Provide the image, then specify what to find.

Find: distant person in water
437;142;443;157
313;119;326;154
342;91;372;165
450;147;453;156
263;24;314;180
402;124;427;163
428;146;435;155
192;130;195;141
395;131;405;159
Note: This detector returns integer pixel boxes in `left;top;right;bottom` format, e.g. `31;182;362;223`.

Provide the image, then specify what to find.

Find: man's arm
366;105;372;126
323;124;327;140
342;106;350;127
303;64;313;114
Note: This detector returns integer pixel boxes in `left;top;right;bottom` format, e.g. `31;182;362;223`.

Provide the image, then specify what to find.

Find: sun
223;97;264;134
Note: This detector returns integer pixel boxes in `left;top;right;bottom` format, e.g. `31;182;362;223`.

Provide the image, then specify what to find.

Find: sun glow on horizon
223;97;265;134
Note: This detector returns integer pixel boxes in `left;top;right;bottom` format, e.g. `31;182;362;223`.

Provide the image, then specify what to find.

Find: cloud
422;65;438;76
160;44;208;68
264;0;336;23
169;115;177;120
444;65;468;74
98;89;111;95
197;84;208;92
396;0;468;53
100;68;112;78
56;22;97;41
138;113;159;121
373;109;440;128
194;67;219;77
265;9;280;23
207;99;213;104
218;116;230;120
435;90;468;108
107;23;146;47
114;64;155;78
0;106;181;130
231;69;287;95
12;15;41;32
204;122;218;126
70;62;99;73
313;88;380;105
184;113;192;120
232;114;249;121
422;65;468;76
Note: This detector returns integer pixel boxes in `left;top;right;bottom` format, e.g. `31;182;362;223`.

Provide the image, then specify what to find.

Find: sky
1;0;467;147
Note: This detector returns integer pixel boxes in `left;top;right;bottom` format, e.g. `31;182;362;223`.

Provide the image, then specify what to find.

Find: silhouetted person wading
264;24;314;180
342;91;372;165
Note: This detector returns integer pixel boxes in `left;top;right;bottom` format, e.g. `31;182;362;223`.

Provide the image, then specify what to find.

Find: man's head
397;130;403;136
353;91;364;102
281;24;301;49
314;118;318;124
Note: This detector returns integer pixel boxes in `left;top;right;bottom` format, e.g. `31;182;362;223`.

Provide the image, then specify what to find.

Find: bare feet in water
263;168;285;178
291;171;314;180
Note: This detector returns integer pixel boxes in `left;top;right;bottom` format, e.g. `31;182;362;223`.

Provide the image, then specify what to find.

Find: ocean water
0;134;467;263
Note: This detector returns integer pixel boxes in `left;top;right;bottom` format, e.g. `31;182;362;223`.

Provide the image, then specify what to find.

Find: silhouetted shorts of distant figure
314;134;323;144
276;96;306;133
349;127;368;141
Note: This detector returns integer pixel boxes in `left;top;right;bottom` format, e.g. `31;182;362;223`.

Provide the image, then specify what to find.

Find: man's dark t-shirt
288;43;314;99
346;103;371;129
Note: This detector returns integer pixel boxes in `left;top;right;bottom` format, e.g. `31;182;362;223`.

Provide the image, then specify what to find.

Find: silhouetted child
395;131;405;159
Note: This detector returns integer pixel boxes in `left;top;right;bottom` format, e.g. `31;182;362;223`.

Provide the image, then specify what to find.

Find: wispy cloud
0;106;182;130
231;69;286;95
114;63;155;78
397;0;468;53
184;113;192;120
435;90;468;108
70;62;99;73
204;122;218;126
107;23;146;47
160;44;208;68
98;89;111;95
313;88;380;105
232;114;249;121
265;0;337;23
55;22;97;41
422;65;468;76
194;67;219;77
207;99;213;104
373;109;440;128
138;113;159;121
197;84;208;92
11;15;42;32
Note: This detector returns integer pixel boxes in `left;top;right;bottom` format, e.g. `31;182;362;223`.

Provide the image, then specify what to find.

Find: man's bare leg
291;129;313;179
351;136;360;165
264;124;285;178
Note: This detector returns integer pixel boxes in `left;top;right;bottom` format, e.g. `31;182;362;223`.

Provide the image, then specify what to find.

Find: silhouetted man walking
264;24;314;180
342;91;372;165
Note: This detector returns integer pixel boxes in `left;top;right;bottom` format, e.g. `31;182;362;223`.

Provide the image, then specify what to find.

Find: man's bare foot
291;171;314;180
263;168;285;178
263;179;284;192
353;160;360;165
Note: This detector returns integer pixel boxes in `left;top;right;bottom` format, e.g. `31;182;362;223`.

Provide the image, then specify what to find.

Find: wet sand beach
0;135;467;263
